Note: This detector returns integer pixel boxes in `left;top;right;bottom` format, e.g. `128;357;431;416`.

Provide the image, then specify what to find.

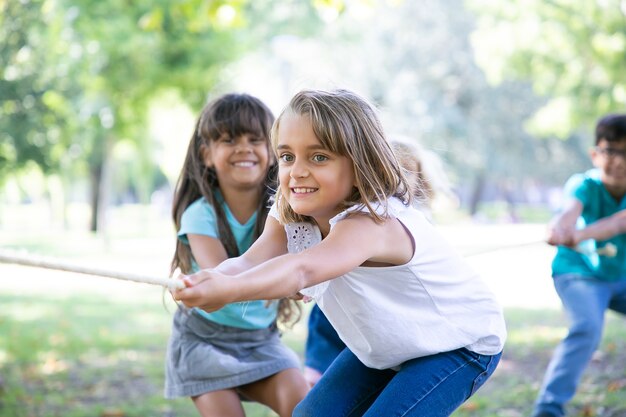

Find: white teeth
233;161;255;167
292;187;316;193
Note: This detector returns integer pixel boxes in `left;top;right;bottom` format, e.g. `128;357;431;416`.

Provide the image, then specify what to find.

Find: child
173;88;506;417
165;93;309;417
532;114;626;417
302;136;451;386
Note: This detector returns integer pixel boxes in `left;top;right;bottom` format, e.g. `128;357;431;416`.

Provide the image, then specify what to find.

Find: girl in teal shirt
165;93;308;417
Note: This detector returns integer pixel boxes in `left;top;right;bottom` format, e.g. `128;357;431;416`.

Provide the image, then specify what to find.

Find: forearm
547;199;583;246
176;252;311;311
573;211;626;244
225;253;310;301
214;255;261;275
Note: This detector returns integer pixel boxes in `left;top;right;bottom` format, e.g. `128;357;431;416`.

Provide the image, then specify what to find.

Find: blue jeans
305;305;346;373
293;347;501;417
534;274;626;417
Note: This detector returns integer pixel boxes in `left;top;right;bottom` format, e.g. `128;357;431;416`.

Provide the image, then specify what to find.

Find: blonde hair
391;140;434;208
271;89;411;224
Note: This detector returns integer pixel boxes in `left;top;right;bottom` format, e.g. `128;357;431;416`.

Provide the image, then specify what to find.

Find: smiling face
204;132;271;191
276;113;356;229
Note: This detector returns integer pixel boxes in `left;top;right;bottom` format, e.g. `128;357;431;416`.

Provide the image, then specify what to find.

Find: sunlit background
5;0;624;236
2;1;626;416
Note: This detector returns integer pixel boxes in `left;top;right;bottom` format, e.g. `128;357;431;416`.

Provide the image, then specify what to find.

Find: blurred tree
468;0;626;139
1;0;324;232
305;0;568;215
0;0;82;185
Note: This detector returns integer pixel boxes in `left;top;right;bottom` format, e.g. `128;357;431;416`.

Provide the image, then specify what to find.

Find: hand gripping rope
0;249;185;290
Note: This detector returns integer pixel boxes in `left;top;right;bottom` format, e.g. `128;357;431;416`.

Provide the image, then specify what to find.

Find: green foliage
1;0;328;229
0;0;82;182
469;0;626;135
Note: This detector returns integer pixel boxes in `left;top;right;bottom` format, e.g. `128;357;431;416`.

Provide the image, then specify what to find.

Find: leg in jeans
608;279;626;315
363;349;500;417
294;348;500;417
534;275;610;417
304;304;346;386
294;348;395;417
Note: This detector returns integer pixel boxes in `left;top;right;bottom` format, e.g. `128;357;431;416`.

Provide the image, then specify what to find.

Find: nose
290;158;309;179
235;141;252;153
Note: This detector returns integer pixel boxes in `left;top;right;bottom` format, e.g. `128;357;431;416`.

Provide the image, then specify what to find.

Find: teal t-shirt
552;169;626;281
178;195;278;329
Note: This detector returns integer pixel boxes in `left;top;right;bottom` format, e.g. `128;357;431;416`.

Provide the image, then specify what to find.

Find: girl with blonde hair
173;89;505;417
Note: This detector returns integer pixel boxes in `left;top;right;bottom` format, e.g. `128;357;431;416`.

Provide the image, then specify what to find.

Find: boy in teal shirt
533;114;626;417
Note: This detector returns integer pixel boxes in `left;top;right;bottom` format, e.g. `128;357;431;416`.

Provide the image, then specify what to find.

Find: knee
568;319;602;348
292;401;308;417
292;395;316;417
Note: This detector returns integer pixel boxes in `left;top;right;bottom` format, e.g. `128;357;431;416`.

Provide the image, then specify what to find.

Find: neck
220;187;262;224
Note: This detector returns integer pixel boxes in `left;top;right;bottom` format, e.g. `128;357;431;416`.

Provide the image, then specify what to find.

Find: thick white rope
0;250;185;290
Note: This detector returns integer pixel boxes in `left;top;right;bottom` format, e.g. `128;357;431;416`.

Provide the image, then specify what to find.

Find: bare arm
546;198;583;247
187;234;228;269
174;214;407;312
572;209;626;245
183;215;289;283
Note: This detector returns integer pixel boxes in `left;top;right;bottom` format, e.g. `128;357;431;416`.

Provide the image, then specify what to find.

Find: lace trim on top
267;197;408;300
285;222;328;299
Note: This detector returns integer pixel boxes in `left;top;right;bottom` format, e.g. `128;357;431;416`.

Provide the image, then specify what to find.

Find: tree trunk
469;171;485;216
88;135;113;233
89;161;103;232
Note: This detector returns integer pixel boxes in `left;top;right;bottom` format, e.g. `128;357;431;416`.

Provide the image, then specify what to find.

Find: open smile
232;161;257;167
291;187;318;194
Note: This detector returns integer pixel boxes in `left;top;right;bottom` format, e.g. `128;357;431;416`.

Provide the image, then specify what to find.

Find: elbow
291;256;316;295
618;215;626;233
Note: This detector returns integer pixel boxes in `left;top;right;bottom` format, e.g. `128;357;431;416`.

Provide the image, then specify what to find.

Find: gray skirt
164;306;301;398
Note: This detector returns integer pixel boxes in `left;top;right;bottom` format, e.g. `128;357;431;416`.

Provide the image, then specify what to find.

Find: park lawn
0;210;625;417
2;286;625;417
0;280;308;417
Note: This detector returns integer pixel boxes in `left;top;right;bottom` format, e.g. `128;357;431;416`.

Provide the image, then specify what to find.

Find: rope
463;240;617;258
463;240;545;257
0;239;617;288
0;250;185;290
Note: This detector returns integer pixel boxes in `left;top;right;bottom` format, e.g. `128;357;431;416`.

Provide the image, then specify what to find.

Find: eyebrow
276;143;328;151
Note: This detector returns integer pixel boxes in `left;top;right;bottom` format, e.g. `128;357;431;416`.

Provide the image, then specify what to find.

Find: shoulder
563;169;603;201
329;197;410;229
267;199;279;221
180;197;219;232
565;169;601;190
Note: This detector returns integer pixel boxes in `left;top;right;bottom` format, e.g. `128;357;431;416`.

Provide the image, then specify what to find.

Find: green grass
3;291;625;417
0;289;293;417
1;203;625;417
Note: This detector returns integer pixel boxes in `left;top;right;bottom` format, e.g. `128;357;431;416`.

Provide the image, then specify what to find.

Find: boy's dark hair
595;114;626;144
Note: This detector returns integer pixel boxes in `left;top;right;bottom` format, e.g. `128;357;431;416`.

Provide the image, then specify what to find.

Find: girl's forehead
277;114;319;142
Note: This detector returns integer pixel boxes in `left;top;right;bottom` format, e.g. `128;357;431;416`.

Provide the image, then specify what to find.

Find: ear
589;146;601;167
200;144;213;167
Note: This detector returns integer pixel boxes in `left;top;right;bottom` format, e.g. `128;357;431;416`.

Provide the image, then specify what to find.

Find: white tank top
270;197;506;369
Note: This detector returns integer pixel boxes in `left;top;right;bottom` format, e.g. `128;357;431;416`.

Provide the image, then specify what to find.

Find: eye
279;153;294;163
249;136;265;143
219;135;234;144
312;154;328;163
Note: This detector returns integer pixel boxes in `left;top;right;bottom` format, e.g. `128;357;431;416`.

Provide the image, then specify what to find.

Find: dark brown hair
171;93;300;327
